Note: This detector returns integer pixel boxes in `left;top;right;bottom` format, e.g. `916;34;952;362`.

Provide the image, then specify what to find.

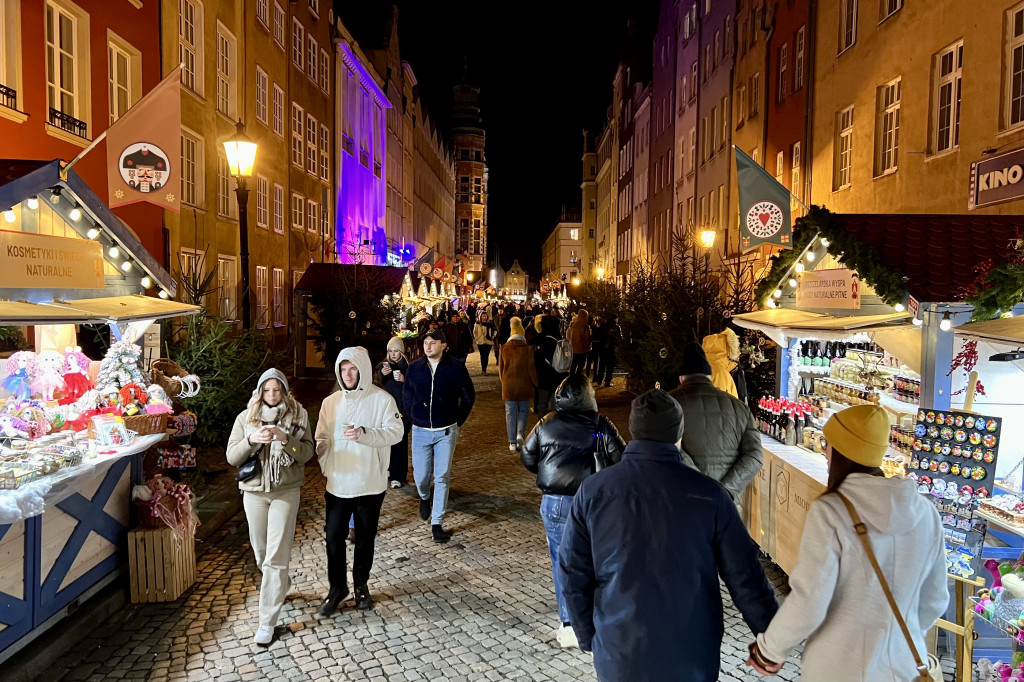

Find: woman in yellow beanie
747;405;948;681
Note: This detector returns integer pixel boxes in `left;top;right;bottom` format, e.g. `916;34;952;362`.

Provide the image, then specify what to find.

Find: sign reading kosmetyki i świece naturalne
795;268;862;310
0;230;105;289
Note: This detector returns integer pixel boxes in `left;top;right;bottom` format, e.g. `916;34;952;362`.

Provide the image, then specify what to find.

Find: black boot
432;524;451;543
419;495;432;521
318;588;347;617
354;584;373;610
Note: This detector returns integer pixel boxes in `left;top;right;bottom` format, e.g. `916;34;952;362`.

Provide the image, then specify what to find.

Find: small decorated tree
96;340;147;393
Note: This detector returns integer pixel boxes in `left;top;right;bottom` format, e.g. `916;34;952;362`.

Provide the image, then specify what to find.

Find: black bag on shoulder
236;443;266;483
593;417;612;472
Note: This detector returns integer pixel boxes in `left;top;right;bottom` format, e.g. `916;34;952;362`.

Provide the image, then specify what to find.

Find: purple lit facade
336;42;391;264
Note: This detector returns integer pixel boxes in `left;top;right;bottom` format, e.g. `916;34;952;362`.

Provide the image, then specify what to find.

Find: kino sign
970;147;1024;209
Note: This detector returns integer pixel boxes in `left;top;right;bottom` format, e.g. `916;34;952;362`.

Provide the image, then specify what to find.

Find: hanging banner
796;268;861;310
735;145;792;252
0;230;104;289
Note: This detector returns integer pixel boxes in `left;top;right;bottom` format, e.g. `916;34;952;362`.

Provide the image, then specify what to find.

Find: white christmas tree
96;340;147;393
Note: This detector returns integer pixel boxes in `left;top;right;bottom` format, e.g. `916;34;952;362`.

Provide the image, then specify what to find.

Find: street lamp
700;230;717;248
466;272;474;283
223;120;258;329
572;278;580;286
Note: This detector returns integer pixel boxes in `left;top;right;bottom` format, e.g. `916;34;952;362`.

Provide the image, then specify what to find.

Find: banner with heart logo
735;145;793;253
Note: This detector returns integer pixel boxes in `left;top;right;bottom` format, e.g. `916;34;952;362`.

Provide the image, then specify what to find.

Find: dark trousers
535;387;554;416
570;353;587;375
388;423;410;483
597;349;616;385
585;349;599;376
324;491;386;592
478;345;492;372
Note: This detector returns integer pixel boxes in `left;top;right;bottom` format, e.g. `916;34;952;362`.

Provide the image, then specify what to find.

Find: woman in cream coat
226;368;314;646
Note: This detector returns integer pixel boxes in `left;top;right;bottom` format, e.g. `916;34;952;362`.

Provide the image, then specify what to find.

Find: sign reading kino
970;147;1024;209
0;230;105;289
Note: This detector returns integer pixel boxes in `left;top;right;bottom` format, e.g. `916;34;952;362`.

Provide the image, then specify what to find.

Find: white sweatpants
243;487;301;628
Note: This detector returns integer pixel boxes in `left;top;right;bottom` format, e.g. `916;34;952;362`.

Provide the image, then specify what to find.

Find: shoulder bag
834;492;941;682
236;442;266;483
593;417;611;472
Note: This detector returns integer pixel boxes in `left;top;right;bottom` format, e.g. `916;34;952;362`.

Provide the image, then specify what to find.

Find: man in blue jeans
403;328;476;543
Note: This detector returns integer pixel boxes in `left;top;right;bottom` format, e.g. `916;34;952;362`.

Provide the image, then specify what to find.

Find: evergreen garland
754;206;908;307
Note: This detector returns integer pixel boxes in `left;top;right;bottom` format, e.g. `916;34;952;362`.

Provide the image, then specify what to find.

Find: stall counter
745;436;828;574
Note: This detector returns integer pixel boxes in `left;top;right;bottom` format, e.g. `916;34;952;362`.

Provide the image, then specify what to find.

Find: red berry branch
948;339;986;397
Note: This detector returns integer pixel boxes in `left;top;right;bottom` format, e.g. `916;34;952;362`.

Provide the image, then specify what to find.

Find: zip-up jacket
403;353;476;429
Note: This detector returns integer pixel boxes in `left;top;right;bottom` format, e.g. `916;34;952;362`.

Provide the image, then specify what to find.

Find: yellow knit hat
822;405;890;467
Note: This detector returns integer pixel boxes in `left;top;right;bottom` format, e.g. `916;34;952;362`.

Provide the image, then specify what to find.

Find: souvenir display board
908;409;1003;579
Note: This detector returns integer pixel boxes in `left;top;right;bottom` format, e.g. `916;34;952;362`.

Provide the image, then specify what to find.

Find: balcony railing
48;108;88;139
0;84;16;110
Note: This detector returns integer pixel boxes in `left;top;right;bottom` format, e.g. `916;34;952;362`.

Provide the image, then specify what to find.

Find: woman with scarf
227;369;314;646
376;336;412;488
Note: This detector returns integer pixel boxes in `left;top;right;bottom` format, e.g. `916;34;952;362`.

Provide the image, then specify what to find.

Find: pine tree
96;340;146;392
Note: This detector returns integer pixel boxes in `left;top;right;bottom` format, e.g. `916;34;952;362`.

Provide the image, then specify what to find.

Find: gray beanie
629;389;684;443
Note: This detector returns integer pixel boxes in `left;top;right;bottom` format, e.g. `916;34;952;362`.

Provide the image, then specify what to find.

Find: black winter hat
630;389;684;443
678;341;712;377
423;328;447;344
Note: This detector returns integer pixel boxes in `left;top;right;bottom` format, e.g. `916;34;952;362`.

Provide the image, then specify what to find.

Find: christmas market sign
0;230;104;289
796;268;861;310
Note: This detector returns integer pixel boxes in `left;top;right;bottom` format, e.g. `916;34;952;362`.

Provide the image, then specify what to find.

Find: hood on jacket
833;474;929;535
573;309;589;326
554;374;598;414
248;367;289;408
702;330;739;397
335;346;373;396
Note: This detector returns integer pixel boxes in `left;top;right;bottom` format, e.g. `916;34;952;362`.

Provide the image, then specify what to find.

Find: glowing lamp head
121;260;132;272
912;317;923;326
86;227;100;240
820;237;830;247
773;289;782;299
700;230;717;248
223;120;258;177
788;278;798;288
894;303;905;312
597;267;605;277
940;312;952;332
766;298;777;309
69;205;82;221
2;210;14;223
49;187;62;205
572;278;580;286
108;246;120;259
805;251;816;262
26;197;39;210
466;273;474;282
140;276;152;288
158;290;169;299
795;262;805;273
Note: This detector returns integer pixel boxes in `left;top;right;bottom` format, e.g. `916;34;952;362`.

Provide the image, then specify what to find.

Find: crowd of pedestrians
225;310;949;682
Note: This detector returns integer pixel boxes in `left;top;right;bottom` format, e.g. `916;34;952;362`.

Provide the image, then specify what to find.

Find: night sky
339;0;659;276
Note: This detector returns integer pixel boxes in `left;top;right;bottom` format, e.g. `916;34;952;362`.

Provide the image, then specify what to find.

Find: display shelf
976;508;1024;540
832;356;921;379
877;392;920;416
794;366;833;375
995;480;1024;496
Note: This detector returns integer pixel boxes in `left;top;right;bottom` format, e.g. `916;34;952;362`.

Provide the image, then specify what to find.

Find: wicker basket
123;413;168;436
135;500;167;529
151;358;189;398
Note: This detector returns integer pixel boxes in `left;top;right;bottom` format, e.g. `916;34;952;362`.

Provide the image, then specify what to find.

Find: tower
452;81;487;273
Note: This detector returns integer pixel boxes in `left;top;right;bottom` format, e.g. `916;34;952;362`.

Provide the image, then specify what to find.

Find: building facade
452;83;487;274
594;123;615;280
632;88;651;266
614;61;639;282
542;215;584;284
505;259;527;300
674;0;700;265
581;132;598;279
649;0;677;271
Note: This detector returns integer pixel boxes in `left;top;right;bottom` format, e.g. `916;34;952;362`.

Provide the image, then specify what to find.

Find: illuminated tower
452;82;486;273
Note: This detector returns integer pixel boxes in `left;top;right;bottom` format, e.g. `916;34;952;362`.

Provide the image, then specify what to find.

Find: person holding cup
375;336;412;488
316;346;404;616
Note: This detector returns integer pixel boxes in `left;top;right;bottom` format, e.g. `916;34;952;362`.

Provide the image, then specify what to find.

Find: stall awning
787;312;911;330
0;295;198;326
954;317;1024;346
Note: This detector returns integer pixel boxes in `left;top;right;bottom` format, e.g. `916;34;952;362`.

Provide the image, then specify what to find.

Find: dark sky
340;0;659;276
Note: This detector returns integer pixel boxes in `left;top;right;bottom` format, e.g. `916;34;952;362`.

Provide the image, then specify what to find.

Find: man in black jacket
559;389;777;681
402;328;476;543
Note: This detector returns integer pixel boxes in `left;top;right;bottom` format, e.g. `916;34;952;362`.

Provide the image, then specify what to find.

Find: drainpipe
803;0;818;207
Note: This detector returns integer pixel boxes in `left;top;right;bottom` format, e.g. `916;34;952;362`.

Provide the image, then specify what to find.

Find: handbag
236;443;266;483
835;492;942;682
593;417;611;472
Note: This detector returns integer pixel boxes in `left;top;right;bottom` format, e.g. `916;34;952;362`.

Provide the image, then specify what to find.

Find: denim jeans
504;400;529;444
412;424;459;525
540;494;573;624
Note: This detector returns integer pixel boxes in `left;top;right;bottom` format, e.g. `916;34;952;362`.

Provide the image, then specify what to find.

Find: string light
141;276;152;288
158;290;169;299
894;303;905;312
26;197;38;210
788;278;798;288
49;187;62;205
108;246;120;258
86;226;100;240
820;238;830;247
912;317;923;326
766;298;777;308
773;289;782;299
2;210;14;223
805;252;816;262
69;204;82;221
795;262;805;273
121;260;132;272
940;312;952;332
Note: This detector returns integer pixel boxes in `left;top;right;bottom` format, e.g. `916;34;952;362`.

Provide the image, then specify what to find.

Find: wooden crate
770;454;825;574
127;527;195;603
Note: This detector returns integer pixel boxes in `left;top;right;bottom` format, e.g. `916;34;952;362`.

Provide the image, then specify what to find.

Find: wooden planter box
127;527;195;603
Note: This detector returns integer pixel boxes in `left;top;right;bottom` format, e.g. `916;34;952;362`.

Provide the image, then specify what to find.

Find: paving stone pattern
47;356;802;682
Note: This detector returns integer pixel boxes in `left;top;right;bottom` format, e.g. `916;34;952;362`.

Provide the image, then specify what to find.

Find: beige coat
226;408;315;493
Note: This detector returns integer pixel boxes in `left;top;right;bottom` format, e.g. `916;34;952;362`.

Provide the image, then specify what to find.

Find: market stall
0;160;198;661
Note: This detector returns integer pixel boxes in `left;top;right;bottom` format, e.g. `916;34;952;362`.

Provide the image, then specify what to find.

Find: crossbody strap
834;491;929;678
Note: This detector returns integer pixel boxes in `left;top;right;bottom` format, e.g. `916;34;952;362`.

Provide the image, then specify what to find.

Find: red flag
106;68;181;212
432;255;447;280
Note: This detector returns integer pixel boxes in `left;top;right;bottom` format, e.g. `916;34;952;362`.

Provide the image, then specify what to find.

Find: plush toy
2;351;36;401
31;350;66;401
95;340;147;393
987;559;1005;589
0;414;30;438
144;384;173;414
61;346;93;400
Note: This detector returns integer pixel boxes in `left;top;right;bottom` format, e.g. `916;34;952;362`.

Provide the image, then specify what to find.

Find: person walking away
316;347;404;616
669;342;762;513
492;306;507;364
524;313;541;345
559;389;778;681
403;328;476;543
498;317;538;452
567;310;592;375
496;305;514;348
747;405;947;681
584;315;601;378
534;314;567;416
376;336;412;488
473;312;495;374
701;328;741;398
226;369;314;646
443;311;474;362
595;316;619;388
520;374;625;648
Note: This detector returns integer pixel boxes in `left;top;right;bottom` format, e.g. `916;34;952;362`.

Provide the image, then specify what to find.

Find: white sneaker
254;625;274;646
390;480;403;489
509;443;517;452
516;434;525;450
556;624;579;649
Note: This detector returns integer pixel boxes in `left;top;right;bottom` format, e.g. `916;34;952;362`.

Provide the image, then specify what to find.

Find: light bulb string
765;231;821;306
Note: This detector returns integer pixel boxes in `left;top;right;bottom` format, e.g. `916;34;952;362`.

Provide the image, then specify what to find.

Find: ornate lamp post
223;120;258;328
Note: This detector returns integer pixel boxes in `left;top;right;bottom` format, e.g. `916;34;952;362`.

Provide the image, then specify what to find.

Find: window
308;0;319;15
737;85;747;125
292;269;305;289
256;175;269;228
778;44;788;103
216;26;236;118
273;183;284;233
218;256;238;320
320;124;329;182
795;27;806;90
273;84;284;136
181;131;200;206
791;142;802;200
725;15;731;56
704;45;711;81
272;268;285;326
933;41;963;153
273;2;285;46
750;73;760;116
835;106;854;189
306;36;317;82
255;67;268;124
570;229;580;240
291;103;304;167
881;0;902;21
45;2;81;121
714;32;720;67
292;19;304;69
255;266;268;328
306;199;319;233
721;96;729;146
1007;5;1024;128
688;127;696;172
107;41;133;125
320;49;330;92
179;249;202;288
686;197;694;226
752;147;760;164
306;113;318;175
291;193;304;230
217;153;236;218
690;62;698;100
711;106;719;151
701;116;708;162
256;0;268;27
178;0;202;94
875;77;901;175
776;151;785;181
839;0;857;53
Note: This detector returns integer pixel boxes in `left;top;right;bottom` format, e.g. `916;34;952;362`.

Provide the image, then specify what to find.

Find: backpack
551;338;573;373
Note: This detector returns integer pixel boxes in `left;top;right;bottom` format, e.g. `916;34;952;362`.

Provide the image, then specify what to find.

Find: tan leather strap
834;492;930;679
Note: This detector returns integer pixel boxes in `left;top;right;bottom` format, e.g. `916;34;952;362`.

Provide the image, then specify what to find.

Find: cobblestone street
44;357;799;682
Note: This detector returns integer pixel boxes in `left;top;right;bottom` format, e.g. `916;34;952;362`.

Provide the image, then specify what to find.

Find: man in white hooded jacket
316;347;404;615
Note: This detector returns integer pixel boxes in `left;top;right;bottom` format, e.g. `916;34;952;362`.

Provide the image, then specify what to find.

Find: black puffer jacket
520;377;626;496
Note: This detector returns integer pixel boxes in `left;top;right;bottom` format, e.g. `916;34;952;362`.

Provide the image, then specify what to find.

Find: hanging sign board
0;230;104;290
969;148;1024;209
796;268;861;310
